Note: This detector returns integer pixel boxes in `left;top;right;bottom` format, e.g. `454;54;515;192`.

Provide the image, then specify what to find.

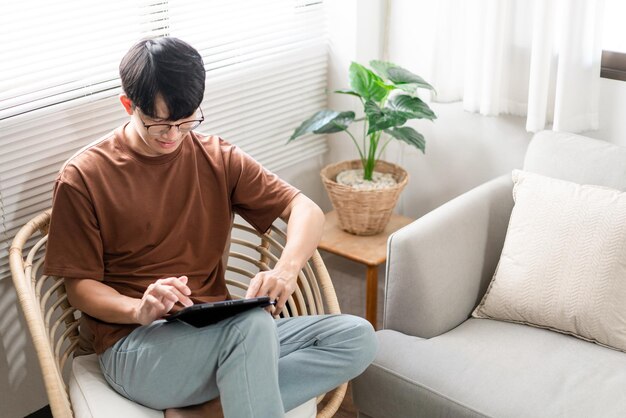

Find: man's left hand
244;267;298;316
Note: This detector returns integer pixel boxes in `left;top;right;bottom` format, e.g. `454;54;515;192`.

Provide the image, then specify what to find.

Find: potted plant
289;60;436;235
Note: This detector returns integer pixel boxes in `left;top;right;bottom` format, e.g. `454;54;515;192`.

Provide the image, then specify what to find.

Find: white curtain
386;0;605;133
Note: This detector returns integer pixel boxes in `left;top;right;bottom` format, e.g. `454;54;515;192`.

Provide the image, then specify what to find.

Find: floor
320;253;387;418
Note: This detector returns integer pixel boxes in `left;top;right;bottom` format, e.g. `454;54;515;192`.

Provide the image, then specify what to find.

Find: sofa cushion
352;319;626;418
70;354;316;418
473;170;626;352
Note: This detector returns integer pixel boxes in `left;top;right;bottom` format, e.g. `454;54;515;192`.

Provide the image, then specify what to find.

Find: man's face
130;95;201;157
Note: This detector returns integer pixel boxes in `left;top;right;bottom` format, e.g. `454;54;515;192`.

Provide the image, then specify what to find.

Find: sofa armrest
384;174;514;338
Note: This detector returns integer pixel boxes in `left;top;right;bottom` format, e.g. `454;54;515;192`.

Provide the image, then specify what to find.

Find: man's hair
119;37;206;121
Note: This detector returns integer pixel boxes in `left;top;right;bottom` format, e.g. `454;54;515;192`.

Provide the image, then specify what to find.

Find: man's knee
230;308;278;344
330;315;378;370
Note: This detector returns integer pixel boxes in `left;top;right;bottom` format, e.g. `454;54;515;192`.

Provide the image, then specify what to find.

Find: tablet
166;297;274;327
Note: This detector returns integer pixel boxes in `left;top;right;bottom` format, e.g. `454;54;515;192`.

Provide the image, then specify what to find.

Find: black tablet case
166;297;273;327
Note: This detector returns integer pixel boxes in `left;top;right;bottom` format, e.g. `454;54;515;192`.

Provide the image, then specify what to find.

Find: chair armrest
383;174;514;338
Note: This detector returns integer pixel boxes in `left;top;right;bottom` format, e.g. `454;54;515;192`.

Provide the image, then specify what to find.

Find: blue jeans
99;309;377;417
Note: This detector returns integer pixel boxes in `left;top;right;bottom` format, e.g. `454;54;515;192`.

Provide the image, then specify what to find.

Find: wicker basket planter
321;160;409;236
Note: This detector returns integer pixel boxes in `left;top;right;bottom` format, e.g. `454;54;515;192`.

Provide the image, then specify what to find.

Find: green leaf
333;89;362;98
370;60;436;93
289;110;355;141
369;60;398;79
385;127;426;153
395;83;417;94
364;100;407;135
313;111;356;134
386;94;437;121
373;78;395;99
364;100;383;118
387;67;435;91
349;62;389;102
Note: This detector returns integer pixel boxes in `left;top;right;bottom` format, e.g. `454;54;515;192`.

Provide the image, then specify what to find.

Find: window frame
601;51;626;82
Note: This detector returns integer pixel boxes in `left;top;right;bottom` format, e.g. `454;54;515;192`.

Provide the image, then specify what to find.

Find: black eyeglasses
138;108;204;136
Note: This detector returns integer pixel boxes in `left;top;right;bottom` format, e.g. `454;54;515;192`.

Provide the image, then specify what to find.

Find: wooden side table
318;211;413;329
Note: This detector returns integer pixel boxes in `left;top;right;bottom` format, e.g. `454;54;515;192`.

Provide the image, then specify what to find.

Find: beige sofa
352;131;626;417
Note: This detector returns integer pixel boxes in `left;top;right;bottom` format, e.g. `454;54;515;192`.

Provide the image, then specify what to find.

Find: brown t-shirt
43;125;300;354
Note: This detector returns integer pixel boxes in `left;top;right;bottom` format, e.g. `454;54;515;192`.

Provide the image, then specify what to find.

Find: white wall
278;155;331;211
0;280;47;417
390;104;531;218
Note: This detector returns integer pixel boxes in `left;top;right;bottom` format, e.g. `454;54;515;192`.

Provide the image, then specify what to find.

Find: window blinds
0;0;328;281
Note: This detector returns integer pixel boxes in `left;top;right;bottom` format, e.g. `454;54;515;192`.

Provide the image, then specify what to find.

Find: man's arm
65;276;193;325
245;193;325;314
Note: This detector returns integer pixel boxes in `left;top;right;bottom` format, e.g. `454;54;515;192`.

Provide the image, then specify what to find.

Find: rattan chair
10;209;347;418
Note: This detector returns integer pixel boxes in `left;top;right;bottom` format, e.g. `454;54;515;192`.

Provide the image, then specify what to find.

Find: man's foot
164;397;223;418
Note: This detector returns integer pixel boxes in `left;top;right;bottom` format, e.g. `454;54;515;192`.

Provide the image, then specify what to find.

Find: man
43;37;377;417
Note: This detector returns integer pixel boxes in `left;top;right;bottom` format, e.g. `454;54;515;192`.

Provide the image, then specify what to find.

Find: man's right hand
134;276;193;325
